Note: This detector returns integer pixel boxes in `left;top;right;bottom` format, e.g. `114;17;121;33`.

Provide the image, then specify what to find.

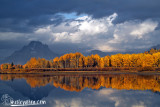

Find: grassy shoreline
1;67;160;75
0;69;160;75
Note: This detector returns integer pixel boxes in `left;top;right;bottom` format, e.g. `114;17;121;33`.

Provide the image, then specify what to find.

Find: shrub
137;66;155;71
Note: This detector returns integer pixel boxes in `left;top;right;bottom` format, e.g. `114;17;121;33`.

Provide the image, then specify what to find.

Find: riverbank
0;67;160;75
0;69;160;75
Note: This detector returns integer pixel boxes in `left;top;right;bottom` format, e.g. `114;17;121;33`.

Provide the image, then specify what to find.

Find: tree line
1;48;160;70
23;52;160;69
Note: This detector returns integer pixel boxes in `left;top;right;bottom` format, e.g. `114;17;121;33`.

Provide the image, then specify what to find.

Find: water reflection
0;74;160;107
1;74;160;92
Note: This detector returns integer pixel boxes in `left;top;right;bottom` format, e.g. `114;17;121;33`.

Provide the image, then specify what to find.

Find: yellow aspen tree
136;53;144;67
84;57;89;67
152;52;160;67
99;58;104;68
142;54;154;67
79;56;84;68
123;54;131;67
103;56;110;67
53;57;59;68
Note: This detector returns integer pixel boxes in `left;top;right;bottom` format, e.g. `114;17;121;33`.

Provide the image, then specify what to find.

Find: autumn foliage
1;49;160;72
23;52;160;70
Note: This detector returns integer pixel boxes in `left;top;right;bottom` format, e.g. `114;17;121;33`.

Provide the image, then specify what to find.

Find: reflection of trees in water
1;74;160;92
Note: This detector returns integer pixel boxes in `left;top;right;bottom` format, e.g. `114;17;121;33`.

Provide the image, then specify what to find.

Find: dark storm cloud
0;0;160;57
0;14;64;33
0;0;160;33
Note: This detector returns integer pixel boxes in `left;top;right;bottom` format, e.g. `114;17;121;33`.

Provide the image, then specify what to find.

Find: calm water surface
0;73;160;107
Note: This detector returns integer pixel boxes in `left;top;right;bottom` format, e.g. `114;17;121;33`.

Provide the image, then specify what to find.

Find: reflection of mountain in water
0;74;160;92
0;77;55;100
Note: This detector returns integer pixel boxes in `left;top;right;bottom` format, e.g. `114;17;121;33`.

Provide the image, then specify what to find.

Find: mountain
0;41;58;64
0;79;55;101
87;49;144;57
88;50;117;57
150;44;160;50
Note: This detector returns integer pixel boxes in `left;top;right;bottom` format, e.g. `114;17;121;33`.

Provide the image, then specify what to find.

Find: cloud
98;88;115;96
103;19;158;51
54;98;83;107
0;0;160;55
42;88;160;107
0;0;160;33
94;88;160;107
130;20;158;39
35;13;117;44
34;13;158;52
0;12;158;56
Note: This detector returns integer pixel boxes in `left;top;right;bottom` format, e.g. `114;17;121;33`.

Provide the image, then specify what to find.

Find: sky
0;0;160;57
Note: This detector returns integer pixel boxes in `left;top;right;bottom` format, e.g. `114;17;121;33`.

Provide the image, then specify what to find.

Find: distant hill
0;41;58;64
88;50;117;57
87;50;139;57
150;44;160;50
0;79;55;100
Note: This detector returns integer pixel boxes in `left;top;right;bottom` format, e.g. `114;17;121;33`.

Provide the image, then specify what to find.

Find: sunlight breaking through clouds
0;12;158;53
35;13;118;43
34;12;158;52
0;0;160;56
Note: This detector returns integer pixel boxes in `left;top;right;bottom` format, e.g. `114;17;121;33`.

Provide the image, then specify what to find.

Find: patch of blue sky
57;12;87;19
